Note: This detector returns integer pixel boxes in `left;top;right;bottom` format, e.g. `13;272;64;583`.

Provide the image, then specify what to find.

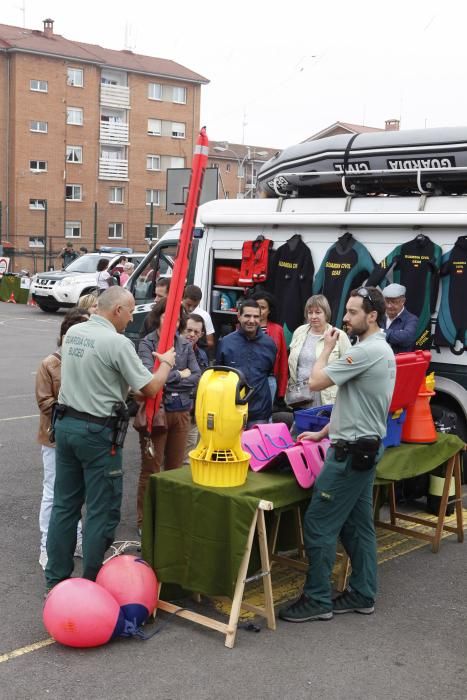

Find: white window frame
108;222;124;239
29;160;47;172
67;107;83;126
29;198;47;210
148;83;162;100
146;155;161;171
145;224;159;240
172;86;186;104
65;184;82;201
65;221;81;238
66;145;83;163
146;189;160;206
147;118;162;136
28;236;45;248
171;121;185;138
30;120;48;133
67;67;84;87
30;79;48;93
109;186;124;204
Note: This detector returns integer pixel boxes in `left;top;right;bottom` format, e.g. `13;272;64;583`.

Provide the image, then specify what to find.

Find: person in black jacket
135;298;201;528
382;283;419;354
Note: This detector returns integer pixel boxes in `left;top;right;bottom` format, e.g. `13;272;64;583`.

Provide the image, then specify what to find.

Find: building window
66;145;83;163
30;160;47;172
30;121;48;133
172;86;186;104
226;163;231;172
146;189;160;206
148;83;162;100
65;221;81;238
101;145;125;160
146;155;161;171
145;224;159;240
109;187;124;203
108;223;123;239
160;155;185;171
67;107;83;126
30;79;48;92
67;67;84;87
65;184;82;201
28;236;45;248
29;198;47;210
171;122;185;138
148;118;161;136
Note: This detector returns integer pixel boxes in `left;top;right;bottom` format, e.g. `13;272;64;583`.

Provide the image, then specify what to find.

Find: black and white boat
257;126;467;197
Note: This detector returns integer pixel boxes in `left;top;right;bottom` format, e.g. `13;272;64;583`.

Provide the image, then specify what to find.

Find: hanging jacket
238;238;273;286
266;234;314;346
313;232;375;327
367;234;442;348
287;323;351;405
434;236;467;354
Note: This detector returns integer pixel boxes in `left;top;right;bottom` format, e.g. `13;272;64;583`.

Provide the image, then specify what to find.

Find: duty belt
59;405;117;426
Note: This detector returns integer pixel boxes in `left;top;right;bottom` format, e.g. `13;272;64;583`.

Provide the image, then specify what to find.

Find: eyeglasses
356;287;376;308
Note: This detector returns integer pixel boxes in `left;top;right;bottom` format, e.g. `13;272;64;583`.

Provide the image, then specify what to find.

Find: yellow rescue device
189;367;253;487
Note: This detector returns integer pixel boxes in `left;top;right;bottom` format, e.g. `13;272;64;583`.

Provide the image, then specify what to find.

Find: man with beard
279;287;395;623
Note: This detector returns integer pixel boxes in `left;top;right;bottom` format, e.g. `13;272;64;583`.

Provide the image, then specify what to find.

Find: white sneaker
39;550;48;570
74;542;83;559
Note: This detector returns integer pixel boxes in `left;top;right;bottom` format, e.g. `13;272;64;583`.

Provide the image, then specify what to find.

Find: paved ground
0;301;466;700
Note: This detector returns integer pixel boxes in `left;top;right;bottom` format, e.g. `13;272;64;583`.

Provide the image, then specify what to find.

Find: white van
126;194;467;441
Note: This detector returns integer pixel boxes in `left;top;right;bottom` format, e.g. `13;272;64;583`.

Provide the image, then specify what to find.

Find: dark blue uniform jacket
385;308;419;354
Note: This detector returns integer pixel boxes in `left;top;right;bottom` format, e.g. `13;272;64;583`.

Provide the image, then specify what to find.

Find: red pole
145;127;209;429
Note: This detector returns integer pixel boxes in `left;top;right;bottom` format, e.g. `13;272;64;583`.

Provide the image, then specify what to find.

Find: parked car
30;250;146;312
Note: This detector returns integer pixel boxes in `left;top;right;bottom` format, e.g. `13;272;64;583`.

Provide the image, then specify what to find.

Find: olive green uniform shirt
58;315;153;417
324;330;396;441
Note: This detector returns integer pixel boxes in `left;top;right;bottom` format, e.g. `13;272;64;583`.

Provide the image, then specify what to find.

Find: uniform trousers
303;446;383;609
45;416;122;588
136;410;191;527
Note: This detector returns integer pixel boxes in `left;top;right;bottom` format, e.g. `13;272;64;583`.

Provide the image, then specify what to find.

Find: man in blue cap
382;283;419;354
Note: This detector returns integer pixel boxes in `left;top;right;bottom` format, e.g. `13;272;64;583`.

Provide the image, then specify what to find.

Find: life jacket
433;236;467;355
238;237;273;286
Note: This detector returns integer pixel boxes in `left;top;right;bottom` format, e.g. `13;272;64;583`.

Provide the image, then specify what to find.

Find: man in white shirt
182;285;215;350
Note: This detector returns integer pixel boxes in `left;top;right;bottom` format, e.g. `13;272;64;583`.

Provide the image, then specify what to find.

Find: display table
142;433;465;647
374;433;465;552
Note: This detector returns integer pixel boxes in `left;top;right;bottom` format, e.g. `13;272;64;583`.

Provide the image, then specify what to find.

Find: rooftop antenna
242;109;248;145
19;0;26;28
124;22;136;50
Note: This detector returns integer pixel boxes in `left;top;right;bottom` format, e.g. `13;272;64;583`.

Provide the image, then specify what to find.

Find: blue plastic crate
294;404;333;433
383;409;407;448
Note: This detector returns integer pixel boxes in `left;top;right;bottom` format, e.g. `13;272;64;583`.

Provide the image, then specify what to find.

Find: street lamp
213;144;268;198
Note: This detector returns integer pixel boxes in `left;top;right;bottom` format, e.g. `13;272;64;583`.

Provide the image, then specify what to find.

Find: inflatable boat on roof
257;126;467;198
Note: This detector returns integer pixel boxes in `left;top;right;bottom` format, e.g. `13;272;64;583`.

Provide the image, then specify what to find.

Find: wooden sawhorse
156;499;276;648
374;449;465;551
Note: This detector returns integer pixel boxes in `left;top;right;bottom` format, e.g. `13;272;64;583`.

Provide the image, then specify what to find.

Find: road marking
0;414;39;422
0;638;55;664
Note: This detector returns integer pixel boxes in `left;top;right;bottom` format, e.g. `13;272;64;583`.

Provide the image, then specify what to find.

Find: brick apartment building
0;19;208;272
208;142;278;199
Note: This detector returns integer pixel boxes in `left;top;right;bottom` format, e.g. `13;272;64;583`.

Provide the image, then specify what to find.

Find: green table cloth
142;433;464;598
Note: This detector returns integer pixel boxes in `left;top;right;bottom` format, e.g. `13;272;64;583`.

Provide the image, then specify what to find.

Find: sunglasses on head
356;287;376;308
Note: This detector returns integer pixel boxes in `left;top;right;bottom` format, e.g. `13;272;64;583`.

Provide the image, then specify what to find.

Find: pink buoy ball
43;578;125;648
96;555;158;628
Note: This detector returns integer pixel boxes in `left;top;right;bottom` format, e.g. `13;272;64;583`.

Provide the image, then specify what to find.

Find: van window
130;242;177;303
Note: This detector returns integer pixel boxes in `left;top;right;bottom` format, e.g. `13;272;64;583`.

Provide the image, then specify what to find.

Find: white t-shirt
96;270;111;290
194;306;215;335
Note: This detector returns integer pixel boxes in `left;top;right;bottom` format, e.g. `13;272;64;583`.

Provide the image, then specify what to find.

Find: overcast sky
2;0;466;149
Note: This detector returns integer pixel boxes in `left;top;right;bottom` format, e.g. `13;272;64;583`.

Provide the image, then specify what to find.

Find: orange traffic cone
401;376;437;444
6;292;16;303
27;294;37;307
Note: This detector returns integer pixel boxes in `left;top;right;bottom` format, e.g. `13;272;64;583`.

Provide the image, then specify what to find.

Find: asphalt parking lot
0;301;466;700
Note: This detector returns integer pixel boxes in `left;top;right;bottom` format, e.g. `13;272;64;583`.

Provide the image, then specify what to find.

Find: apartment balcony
100;84;130;109
99;158;129;180
100;121;129;144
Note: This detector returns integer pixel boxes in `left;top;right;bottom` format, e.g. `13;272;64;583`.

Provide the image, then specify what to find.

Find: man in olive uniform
45;287;176;590
280;287;396;622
